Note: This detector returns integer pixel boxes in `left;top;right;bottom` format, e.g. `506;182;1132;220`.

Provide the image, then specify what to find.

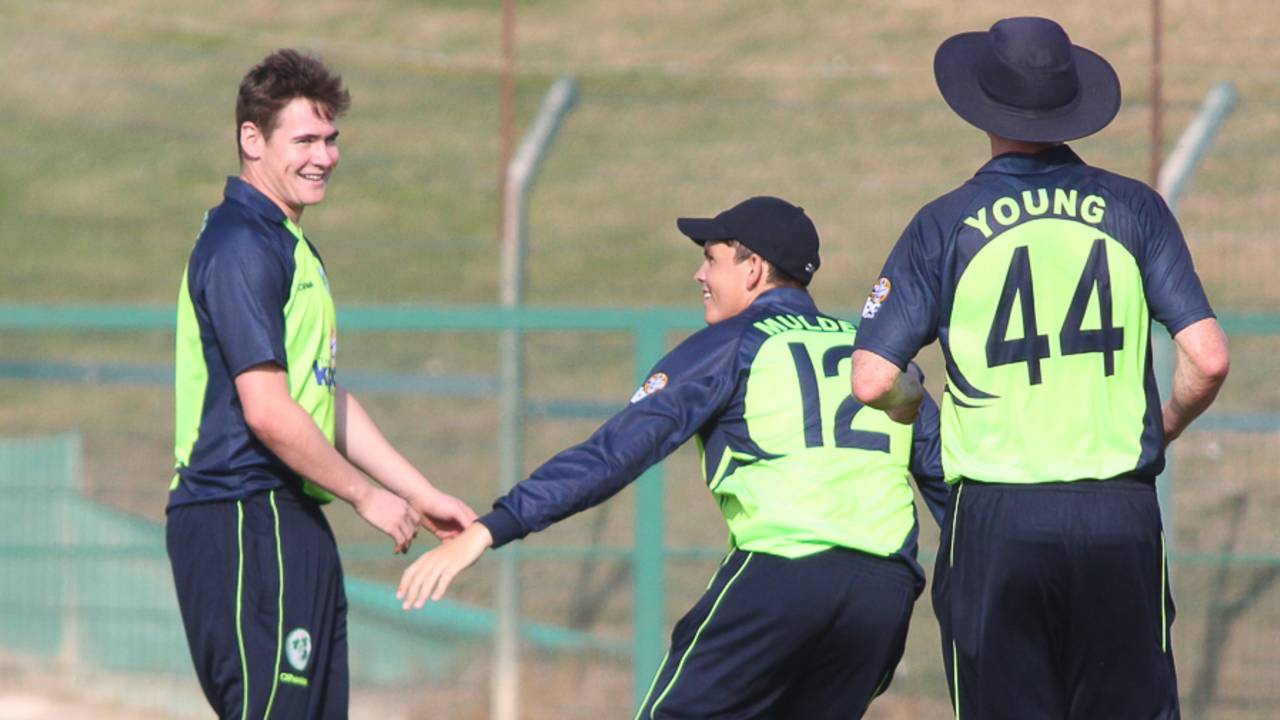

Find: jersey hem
849;341;913;372
1161;308;1216;338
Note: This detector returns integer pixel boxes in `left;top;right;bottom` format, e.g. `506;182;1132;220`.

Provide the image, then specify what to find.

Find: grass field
1;0;1278;717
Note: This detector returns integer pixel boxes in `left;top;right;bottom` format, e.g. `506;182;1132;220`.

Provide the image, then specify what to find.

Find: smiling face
239;97;340;222
694;240;762;325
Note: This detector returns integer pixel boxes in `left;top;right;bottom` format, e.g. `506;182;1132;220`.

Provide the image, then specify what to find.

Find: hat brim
934;32;1121;143
676;217;732;245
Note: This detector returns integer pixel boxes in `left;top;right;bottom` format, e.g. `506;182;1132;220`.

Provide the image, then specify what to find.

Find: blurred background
0;1;1276;718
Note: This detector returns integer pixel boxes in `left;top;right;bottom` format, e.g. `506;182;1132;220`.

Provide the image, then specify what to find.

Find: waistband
957;475;1156;495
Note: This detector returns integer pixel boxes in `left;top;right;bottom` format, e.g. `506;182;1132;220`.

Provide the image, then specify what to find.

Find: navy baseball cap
677;196;821;286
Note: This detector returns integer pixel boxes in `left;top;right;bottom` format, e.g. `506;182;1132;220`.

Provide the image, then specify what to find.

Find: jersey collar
975;144;1085;177
222;176;289;225
753;287;818;314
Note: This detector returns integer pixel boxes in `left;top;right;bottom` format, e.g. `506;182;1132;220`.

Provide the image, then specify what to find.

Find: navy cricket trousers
934;478;1179;720
635;546;920;720
167;488;349;719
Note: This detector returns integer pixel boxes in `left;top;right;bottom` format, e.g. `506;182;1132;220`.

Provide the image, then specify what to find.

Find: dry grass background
0;0;1277;717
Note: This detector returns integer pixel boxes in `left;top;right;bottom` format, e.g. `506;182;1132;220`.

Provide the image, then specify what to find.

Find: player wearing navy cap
850;17;1229;719
399;196;950;719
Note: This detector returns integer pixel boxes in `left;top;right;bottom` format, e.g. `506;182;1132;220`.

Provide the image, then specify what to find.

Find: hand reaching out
398;522;493;609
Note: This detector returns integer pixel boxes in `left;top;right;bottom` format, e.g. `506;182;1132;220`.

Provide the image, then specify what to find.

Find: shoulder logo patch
629;372;669;404
285;628;313;672
861;277;892;320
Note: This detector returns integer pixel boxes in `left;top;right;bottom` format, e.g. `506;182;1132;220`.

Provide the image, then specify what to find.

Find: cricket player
850;17;1230;719
399;196;949;719
167;49;475;718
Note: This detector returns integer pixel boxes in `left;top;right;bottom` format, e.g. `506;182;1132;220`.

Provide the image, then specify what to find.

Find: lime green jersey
171;178;338;508
853;147;1215;484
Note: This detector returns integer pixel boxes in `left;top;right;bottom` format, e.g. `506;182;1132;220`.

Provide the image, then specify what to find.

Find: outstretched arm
336;386;476;538
396;325;742;607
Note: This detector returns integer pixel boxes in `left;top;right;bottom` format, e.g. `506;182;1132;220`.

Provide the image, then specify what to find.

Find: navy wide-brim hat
934;17;1121;143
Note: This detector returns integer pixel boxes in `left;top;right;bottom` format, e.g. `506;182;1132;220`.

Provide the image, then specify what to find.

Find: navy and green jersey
478;288;947;566
853;146;1214;485
169;177;339;510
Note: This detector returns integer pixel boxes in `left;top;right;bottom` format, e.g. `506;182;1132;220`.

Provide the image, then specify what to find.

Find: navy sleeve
196;228;290;377
908;372;948;528
1139;192;1215;335
852;212;943;370
479;326;742;548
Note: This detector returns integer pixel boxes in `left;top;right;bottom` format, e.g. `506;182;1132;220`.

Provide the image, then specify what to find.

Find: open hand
398;523;493;609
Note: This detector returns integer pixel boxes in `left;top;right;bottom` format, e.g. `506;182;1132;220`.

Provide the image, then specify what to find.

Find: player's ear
240;121;265;160
745;254;765;290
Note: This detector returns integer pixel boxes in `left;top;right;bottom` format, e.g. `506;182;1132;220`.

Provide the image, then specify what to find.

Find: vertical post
494;6;520;718
631;323;667;710
58;434;82;671
494;334;523;720
1149;0;1164;187
498;0;517;220
496;76;579;720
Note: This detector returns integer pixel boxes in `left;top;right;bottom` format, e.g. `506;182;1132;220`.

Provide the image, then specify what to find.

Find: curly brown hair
235;49;351;159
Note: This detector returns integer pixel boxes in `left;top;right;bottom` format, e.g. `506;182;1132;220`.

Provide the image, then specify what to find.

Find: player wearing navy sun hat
851;17;1229;719
398;195;950;719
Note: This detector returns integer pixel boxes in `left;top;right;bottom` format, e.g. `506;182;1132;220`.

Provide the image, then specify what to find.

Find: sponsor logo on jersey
312;329;338;390
629;372;669;404
286;627;313;672
861;277;892;319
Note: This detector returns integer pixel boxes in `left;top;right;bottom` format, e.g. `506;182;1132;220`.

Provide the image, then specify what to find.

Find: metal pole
1153;81;1238;552
495;75;579;720
498;0;516;223
1149;0;1164;187
493;6;518;715
1157;83;1239;211
631;324;668;710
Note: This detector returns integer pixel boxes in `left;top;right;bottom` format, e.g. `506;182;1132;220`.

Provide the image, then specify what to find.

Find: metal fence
1;302;1277;718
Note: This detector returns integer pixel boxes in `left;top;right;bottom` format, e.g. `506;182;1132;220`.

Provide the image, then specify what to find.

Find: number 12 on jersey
788;343;890;452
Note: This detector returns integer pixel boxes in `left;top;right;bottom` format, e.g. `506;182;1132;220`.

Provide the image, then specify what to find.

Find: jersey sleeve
907;369;948;528
852;212;943;370
196;228;291;377
1139;192;1215;335
479;326;743;548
